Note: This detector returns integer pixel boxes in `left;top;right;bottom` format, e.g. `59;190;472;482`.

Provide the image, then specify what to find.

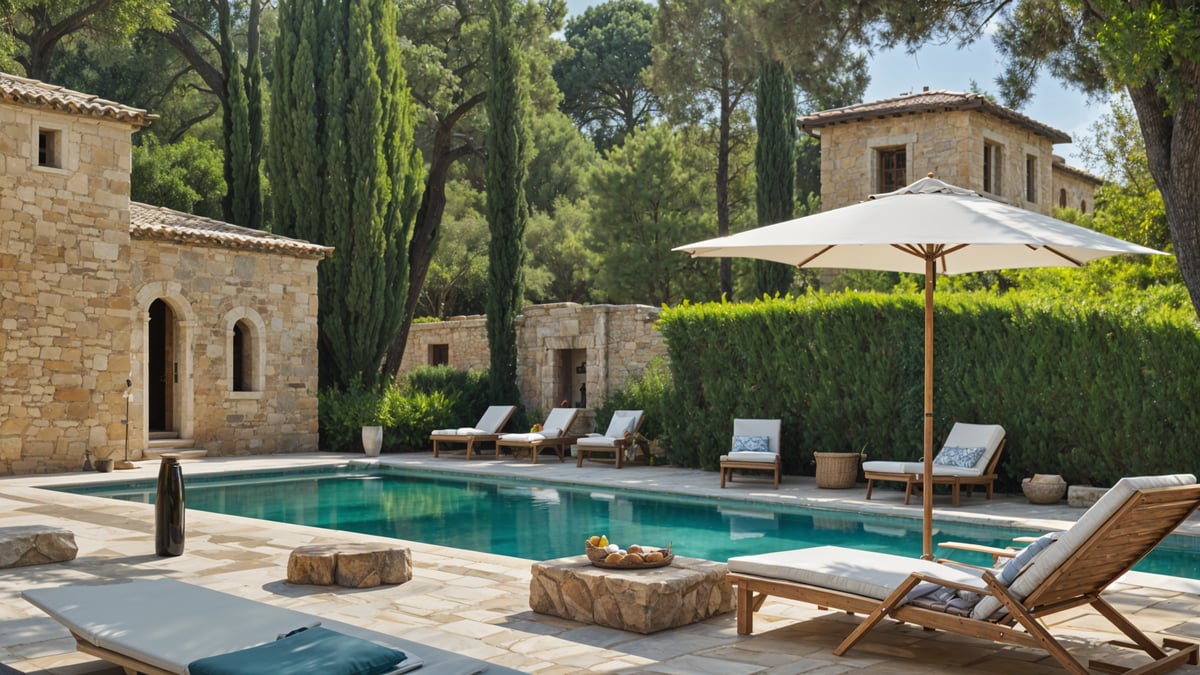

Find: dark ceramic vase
155;455;185;556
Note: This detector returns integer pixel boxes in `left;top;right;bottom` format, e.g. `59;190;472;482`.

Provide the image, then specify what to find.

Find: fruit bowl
584;540;674;569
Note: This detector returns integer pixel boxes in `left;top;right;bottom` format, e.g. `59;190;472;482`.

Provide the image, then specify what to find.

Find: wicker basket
814;452;861;489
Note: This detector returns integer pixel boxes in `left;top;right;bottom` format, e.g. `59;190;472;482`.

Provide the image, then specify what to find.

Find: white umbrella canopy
675;175;1164;559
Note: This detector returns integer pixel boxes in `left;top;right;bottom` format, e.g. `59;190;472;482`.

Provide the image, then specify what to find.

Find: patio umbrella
674;175;1164;559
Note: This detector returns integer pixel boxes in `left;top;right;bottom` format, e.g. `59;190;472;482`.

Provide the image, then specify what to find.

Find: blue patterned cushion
933;445;986;468
732;435;770;453
997;532;1061;586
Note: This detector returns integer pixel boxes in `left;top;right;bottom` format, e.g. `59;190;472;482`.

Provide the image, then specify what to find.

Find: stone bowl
1022;476;1067;504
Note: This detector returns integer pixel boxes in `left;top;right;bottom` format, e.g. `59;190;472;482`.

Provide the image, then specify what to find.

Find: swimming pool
56;465;1200;578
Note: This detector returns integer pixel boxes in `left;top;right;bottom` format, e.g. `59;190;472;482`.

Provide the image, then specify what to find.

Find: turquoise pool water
56;466;1200;577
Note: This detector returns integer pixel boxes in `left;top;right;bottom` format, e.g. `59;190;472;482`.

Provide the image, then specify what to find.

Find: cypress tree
219;0;255;227
752;59;797;297
485;0;529;406
270;0;424;390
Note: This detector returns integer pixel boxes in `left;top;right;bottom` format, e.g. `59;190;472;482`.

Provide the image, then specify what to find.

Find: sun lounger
862;422;1005;506
575;410;645;468
495;408;581;463
727;474;1200;674
430;405;516;461
719;419;782;489
22;578;524;675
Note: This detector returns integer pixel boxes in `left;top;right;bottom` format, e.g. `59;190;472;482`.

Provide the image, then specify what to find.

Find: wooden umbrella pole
922;253;935;560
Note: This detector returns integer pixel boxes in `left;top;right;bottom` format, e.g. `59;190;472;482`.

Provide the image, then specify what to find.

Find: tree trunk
716;65;732;299
1127;81;1200;317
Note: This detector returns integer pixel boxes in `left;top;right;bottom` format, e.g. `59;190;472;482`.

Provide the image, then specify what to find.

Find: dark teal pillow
188;626;407;675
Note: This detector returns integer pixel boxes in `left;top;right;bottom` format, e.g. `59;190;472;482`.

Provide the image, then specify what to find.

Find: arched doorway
148;298;176;432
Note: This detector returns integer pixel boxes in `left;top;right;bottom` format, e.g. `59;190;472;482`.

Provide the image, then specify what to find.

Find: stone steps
144;437;207;460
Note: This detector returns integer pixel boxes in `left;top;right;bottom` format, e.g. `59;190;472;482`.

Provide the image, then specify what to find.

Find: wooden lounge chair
727;474;1200;675
575;410;645;468
719;418;782;489
23;578;521;674
429;404;515;460
495;407;581;463
862;422;1006;506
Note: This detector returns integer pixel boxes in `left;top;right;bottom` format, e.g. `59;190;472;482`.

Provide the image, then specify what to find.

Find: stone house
1;72;329;475
800;88;1102;214
398;303;666;428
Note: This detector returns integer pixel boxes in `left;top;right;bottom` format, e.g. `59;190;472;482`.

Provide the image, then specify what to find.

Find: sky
562;1;1107;165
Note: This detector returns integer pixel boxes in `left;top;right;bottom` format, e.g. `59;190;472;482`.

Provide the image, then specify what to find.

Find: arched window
1059;188;1067;208
232;320;253;392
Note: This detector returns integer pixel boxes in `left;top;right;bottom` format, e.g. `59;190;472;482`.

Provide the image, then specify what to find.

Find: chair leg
720;466;727;488
865;478;874;500
432;440;440;458
615;443;622;469
773;466;780;489
952;482;961;507
834;574;922;656
465;439;475;461
904;479;915;505
736;585;755;634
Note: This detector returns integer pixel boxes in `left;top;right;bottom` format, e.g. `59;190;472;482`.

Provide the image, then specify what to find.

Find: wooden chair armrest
934;558;994;572
938;541;1019;559
908;571;989;594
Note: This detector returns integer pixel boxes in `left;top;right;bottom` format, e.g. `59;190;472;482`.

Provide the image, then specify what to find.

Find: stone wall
817;109;1062;213
128;240;322;457
0;106;134;474
399;303;667;425
1052;164;1100;215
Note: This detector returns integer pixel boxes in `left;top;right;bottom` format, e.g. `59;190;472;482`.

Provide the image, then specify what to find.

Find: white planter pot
361;426;383;457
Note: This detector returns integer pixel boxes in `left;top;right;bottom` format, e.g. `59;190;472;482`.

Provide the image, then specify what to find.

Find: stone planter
1021;474;1066;504
361;426;383;457
94;458;115;473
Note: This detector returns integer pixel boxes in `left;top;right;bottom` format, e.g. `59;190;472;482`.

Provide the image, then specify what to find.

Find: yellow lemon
598;535;609;547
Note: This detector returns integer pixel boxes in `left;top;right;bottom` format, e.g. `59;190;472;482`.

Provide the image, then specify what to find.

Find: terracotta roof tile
0;72;154;127
130;202;333;259
1051;156;1104;185
800;89;1071;143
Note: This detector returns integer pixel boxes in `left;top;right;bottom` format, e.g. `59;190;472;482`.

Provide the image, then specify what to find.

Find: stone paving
1;452;1198;674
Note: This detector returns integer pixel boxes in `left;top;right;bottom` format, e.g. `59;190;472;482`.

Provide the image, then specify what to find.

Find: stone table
0;525;77;568
529;555;734;634
287;543;411;588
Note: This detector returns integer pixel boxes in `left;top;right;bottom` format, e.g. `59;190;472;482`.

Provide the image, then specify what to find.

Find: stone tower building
1;73;329;474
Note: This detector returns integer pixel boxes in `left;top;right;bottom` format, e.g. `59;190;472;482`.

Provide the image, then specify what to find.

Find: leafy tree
1076;94;1169;252
485;0;530;406
270;0;425;390
553;0;658;150
158;0;264;228
525;198;599;304
0;0;171;79
526;109;599;215
752;58;796;297
586;123;714;304
131;134;224;217
417;181;490;318
652;0;755;299
381;0;566;377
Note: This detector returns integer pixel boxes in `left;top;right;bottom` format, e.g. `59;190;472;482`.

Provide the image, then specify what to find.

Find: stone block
287;543;411;588
530;555;734;634
0;526;77;568
1068;485;1109;508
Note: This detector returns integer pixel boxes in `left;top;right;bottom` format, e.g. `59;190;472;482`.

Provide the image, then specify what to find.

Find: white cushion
729;546;986;601
577;436;620;448
732;419;781;454
863;460;982;477
430;427;487;436
942;423;1005;472
970;473;1196;620
862;460;912;474
474;405;515;434
499;430;557;443
721;452;778;464
602;410;642;438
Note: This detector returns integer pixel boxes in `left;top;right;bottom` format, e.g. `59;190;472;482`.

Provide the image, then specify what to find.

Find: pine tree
484;0;529;406
752;58;796;296
270;0;424;390
219;0;255;228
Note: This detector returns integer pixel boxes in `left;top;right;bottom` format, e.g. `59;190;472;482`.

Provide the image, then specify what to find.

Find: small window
1080;200;1087;214
1059;188;1067;209
878;147;906;193
428;343;449;366
38;128;62;168
232;320;254;391
982;142;1002;194
1025;155;1038;203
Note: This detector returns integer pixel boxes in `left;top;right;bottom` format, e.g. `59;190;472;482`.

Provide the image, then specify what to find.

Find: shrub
593;358;673;447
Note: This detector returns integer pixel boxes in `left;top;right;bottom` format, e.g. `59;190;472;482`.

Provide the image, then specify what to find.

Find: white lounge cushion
602;410;642;438
729;546;986;601
862;423;1005;478
474;405;515;434
720;452;778;464
499;427;561;443
970;473;1196;620
731;419;781;454
577;435;620;447
862;460;911;474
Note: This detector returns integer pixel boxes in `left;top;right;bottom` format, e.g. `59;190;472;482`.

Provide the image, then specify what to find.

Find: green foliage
131;135;225;217
270;0;425;391
657;292;1200;487
553;0;658;150
485;0;531;406
417;180;490;318
2;0;172;78
317;377;382;451
403;365;493;426
585;123;716;304
525;199;600;304
377;388;456;448
592;358;673;447
526;110;599;215
752;58;796;297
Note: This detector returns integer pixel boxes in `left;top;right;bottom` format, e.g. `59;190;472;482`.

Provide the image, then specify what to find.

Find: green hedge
319;366;494;452
656;293;1200;488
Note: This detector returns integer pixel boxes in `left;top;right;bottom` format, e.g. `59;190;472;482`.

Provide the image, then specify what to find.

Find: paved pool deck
1;452;1198;674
